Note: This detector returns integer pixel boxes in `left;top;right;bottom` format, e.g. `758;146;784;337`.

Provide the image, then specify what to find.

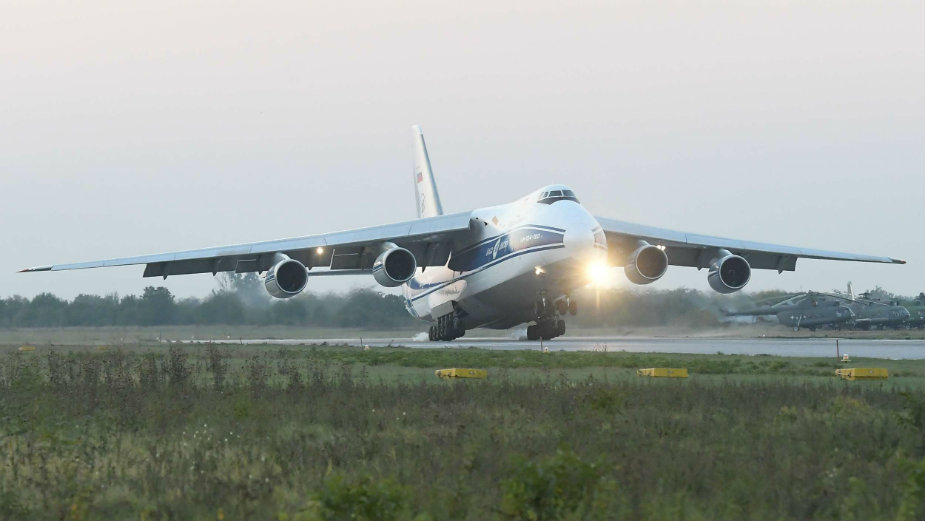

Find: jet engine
707;252;751;294
373;244;417;287
264;257;308;298
624;243;669;285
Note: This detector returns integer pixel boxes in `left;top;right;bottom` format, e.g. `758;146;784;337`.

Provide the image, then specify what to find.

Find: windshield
538;189;579;204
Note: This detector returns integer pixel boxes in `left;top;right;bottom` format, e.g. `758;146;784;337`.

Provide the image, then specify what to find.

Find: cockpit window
537;189;579;204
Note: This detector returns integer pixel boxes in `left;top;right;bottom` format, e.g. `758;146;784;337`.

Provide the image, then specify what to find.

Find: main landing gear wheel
527;319;565;340
429;313;465;341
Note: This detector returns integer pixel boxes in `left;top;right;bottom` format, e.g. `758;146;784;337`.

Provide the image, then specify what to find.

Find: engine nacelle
707;253;751;294
624;243;669;285
264;258;308;298
372;245;417;287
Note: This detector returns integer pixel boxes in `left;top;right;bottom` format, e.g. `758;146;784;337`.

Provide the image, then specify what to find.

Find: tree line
0;287;417;328
0;285;763;329
0;279;916;329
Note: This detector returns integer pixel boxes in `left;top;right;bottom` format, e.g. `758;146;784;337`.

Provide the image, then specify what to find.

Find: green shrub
500;448;601;521
317;475;410;521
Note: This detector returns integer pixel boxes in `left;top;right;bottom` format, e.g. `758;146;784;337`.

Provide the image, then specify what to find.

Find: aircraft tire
556;320;566;337
568;300;577;316
527;325;540;341
437;319;446;340
539;321;555;340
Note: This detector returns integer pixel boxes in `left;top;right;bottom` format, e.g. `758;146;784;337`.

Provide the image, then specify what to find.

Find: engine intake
264;258;308;298
373;245;417;287
624;243;668;285
707;253;751;294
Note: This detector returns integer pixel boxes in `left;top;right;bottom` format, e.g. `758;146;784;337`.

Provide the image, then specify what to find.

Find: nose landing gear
527;292;566;340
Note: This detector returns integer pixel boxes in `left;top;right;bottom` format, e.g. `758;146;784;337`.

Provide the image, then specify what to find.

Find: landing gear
428;313;465;341
526;319;565;340
555;297;578;316
528;292;566;340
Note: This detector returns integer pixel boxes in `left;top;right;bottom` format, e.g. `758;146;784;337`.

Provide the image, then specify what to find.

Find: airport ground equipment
636;368;688;378
835;368;889;380
435;368;487;379
21;126;905;341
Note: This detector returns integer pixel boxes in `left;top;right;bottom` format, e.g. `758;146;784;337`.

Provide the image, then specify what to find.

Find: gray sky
2;0;923;300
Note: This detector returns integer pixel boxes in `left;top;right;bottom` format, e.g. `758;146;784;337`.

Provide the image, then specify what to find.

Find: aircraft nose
564;228;596;259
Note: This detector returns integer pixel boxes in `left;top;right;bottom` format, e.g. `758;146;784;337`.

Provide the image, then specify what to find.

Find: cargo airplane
20;126;905;341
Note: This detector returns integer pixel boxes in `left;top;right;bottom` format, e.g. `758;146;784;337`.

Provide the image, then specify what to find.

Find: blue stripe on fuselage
406;243;565;302
448;226;566;272
405;224;567;303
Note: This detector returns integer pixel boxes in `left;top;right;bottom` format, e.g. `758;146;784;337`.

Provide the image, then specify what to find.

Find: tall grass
0;347;921;520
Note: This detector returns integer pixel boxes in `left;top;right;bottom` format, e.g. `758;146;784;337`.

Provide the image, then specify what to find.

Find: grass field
0;323;920;346
1;345;922;520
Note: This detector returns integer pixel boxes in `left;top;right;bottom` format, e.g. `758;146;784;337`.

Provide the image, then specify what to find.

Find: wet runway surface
196;336;925;359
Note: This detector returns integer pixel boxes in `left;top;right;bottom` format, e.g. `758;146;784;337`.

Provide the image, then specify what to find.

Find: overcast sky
2;0;922;300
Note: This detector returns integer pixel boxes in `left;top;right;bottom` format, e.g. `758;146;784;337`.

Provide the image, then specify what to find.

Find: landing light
586;261;611;287
316;247;325;255
534;266;545;276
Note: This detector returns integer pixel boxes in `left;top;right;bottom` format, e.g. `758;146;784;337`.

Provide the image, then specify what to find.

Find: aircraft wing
595;217;905;272
20;212;474;278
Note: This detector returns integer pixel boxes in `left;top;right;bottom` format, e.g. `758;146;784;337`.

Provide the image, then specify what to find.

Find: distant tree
15;293;67;327
0;296;28;327
138;287;176;325
117;294;140;325
197;292;246;324
218;273;269;308
334;289;416;328
66;294;119;326
270;299;308;325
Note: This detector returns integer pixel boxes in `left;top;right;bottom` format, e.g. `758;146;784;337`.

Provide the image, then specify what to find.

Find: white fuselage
402;185;607;329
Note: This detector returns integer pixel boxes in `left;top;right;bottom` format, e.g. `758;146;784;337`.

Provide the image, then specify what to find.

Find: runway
191;336;925;360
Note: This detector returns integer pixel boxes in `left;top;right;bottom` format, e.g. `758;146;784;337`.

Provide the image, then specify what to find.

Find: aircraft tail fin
412;125;444;218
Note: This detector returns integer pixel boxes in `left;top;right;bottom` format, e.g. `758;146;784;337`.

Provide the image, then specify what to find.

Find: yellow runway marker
636;368;688;378
435;368;487;379
835;368;888;380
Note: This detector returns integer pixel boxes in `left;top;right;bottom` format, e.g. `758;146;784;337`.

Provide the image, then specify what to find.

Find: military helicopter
725;292;855;331
903;293;925;330
728;284;913;331
845;284;912;330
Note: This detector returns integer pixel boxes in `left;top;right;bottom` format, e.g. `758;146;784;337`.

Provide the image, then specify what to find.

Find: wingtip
411;124;423;135
18;265;52;273
891;258;906;264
